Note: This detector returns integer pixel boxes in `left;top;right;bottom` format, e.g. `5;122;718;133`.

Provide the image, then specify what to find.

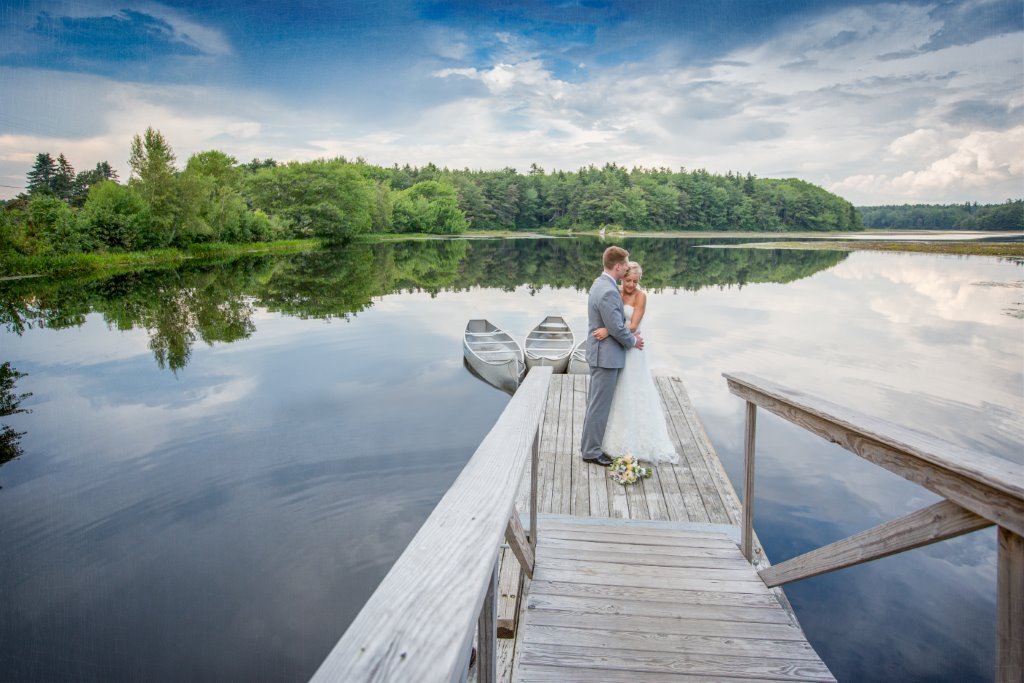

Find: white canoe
567;339;590;374
463;319;526;394
524;316;575;374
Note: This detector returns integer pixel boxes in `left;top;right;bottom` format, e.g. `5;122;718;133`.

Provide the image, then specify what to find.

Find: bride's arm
627;291;647;332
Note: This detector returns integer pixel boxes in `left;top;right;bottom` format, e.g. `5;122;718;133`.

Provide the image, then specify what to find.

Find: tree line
858;201;1023;230
1;127;863;259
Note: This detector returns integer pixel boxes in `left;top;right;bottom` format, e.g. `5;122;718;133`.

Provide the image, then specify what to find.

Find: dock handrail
724;371;1023;682
310;367;551;683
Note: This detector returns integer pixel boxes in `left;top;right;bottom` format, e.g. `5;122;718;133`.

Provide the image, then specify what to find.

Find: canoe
463;319;526;394
524;316;576;374
567;339;590;374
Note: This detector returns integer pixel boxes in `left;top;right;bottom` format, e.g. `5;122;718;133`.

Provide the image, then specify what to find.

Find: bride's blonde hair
626;261;642;280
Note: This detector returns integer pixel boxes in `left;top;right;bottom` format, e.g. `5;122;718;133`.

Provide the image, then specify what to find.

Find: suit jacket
586;273;636;369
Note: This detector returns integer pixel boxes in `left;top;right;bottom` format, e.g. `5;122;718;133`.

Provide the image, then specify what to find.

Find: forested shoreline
858;201;1023;230
1;127;862;270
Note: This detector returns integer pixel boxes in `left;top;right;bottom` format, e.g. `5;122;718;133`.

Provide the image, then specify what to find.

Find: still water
1;238;1021;682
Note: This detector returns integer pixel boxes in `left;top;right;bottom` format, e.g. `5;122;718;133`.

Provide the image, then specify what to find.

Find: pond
1;237;1021;682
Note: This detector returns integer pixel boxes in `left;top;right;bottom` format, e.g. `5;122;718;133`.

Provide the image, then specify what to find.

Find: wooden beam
477;557;499;683
723;373;1024;537
505;511;535;580
308;368;551;683
741;401;757;562
997;527;1023;683
759;499;991;587
530;428;539;557
495;547;521;638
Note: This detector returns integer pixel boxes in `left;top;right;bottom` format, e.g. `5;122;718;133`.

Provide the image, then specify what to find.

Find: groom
580;246;644;465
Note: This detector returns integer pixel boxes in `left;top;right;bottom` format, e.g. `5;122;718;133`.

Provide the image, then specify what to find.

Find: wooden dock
310;367;1020;683
495;374;834;682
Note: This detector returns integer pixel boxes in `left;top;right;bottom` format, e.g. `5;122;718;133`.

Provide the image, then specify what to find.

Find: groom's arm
598;287;637;349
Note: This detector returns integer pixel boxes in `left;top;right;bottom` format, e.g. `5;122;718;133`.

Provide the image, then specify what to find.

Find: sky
0;0;1021;205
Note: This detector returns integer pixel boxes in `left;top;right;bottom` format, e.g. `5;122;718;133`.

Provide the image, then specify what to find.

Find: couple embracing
580;246;678;467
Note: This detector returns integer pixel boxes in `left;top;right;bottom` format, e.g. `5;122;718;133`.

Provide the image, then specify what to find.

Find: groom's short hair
603;246;629;270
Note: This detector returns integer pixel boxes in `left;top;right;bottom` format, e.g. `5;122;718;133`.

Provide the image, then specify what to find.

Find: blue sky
0;0;1021;204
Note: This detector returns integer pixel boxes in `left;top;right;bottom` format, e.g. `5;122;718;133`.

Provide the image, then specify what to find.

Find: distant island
858;202;1023;230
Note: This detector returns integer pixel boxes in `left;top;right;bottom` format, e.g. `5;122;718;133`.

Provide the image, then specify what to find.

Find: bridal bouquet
608;454;652;485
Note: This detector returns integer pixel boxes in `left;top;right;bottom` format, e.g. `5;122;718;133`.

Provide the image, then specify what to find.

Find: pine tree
53;154;76;202
26;152;57;195
70;161;120;207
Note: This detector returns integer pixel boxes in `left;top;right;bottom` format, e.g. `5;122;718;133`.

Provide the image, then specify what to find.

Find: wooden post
997;526;1023;683
504;512;534;579
742;401;757;562
530;427;539;556
477;556;499;683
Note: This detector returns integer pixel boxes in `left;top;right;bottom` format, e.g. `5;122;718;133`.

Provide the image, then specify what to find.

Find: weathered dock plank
503;374;833;682
516;517;834;681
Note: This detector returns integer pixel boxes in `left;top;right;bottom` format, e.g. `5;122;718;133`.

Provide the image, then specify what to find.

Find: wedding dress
601;304;679;464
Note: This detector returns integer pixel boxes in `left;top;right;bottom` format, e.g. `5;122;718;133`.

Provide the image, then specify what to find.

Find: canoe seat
468;341;515;348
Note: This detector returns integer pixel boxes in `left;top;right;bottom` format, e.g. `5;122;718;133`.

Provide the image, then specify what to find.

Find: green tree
392;181;468;234
27;195;81;252
245;160;375;242
183;150;250;242
53;154;76;203
78;181;152;250
26;153;57;196
71;161;118;207
129;127;179;245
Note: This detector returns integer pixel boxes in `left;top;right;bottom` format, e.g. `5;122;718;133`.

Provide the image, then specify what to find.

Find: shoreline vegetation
704;239;1024;258
2;126;1020;278
3;230;1021;280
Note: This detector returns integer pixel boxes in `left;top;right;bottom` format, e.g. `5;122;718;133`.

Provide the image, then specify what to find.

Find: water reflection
0;239;1018;682
0;362;31;466
0;238;846;373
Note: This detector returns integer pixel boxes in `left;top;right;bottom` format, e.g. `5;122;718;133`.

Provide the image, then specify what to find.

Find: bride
594;261;678;464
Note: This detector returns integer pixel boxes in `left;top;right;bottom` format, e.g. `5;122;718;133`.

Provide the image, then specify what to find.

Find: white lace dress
601;304;679;464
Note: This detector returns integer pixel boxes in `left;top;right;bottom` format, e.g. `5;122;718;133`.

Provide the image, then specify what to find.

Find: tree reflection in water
0;237;846;372
0;362;31;466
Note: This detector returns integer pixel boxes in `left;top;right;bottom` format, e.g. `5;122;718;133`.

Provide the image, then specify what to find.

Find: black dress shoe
583;453;613;466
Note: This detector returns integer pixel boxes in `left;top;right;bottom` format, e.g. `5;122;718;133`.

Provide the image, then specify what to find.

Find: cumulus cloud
1;1;1021;203
423;3;1023;201
833;125;1024;201
888;128;945;158
0;69;284;189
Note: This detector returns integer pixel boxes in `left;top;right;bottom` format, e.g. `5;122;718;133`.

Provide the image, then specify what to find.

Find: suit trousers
581;366;619;460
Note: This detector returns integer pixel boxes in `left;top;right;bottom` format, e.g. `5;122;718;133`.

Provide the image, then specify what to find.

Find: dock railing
310;367;551;683
724;372;1024;683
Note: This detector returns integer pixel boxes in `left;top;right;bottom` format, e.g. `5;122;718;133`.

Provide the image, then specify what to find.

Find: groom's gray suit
580;272;637;461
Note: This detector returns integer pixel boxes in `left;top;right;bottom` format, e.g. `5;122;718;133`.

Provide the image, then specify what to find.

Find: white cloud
1;2;1020;204
833;125;1024;201
425;26;469;61
888;128;945;158
0;69;298;189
